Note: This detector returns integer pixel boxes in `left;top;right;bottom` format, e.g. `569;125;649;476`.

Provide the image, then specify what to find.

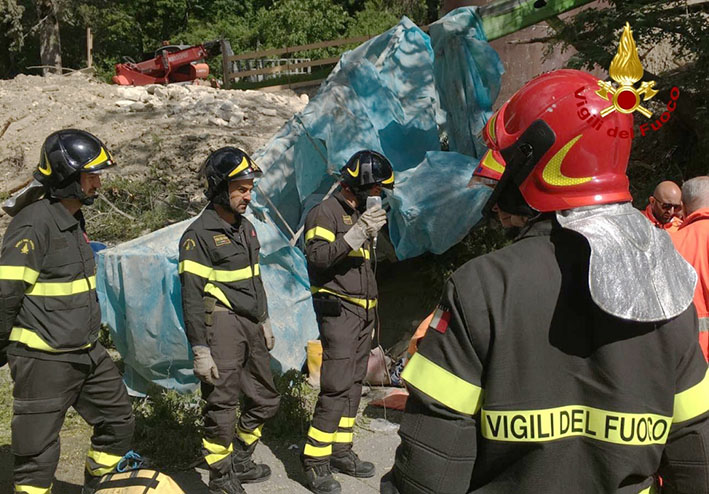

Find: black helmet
34;129;115;204
340;150;395;191
203;147;262;205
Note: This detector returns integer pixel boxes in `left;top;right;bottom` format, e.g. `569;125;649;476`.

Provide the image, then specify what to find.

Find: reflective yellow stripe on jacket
674;367;709;423
402;352;483;415
347;248;370;260
9;327;92;353
25;276;96;296
0;265;40;285
180;259;260;310
310;286;377;310
179;260;260;283
305;227;336;243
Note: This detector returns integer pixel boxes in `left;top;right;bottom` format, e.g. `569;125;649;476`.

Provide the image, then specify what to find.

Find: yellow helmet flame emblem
596;22;658;119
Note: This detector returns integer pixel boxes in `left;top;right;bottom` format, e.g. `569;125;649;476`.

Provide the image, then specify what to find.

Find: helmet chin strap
211;184;231;209
353;189;370;212
49;177;95;206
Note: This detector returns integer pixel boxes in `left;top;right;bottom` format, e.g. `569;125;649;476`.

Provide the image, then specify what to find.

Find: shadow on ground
0;445;82;493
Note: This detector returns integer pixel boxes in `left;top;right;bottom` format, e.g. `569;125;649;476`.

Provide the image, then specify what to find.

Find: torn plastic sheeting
252;10;502;260
387;151;492;259
430;6;504;158
96;210;318;396
252;16;442;230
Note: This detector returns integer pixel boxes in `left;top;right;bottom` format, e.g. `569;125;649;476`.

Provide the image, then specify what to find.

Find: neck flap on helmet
556;203;696;322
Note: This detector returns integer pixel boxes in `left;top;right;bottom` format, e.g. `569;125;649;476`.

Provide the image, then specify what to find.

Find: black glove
0;351;7;368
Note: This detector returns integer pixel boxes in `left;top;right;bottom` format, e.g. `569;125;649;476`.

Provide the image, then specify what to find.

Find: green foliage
264;369;318;440
346;0;401;38
84;174;198;243
424;222;511;298
0;372;12;443
132;389;204;470
130;369;317;469
544;1;709;188
0;0;440;79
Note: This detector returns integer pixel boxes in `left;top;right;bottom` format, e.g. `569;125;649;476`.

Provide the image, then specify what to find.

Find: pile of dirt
0;72;308;238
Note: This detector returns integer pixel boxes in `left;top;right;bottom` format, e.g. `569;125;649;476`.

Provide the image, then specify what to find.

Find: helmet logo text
541;135;593;187
596;23;657;118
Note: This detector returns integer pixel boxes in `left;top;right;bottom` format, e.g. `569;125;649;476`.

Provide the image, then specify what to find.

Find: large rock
117;86;148;102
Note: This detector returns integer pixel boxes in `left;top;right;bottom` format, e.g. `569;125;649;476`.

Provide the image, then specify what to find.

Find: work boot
231;439;271;483
330;450;375;478
304;463;342;494
81;473;101;494
209;470;245;494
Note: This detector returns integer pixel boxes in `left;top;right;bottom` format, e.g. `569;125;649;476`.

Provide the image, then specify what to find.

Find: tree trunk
35;0;62;75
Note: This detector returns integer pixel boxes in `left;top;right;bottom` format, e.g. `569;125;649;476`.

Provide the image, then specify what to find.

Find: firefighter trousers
303;301;375;468
200;308;280;476
8;344;134;491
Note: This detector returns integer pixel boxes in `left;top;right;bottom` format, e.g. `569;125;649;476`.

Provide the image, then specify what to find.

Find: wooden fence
221;35;376;91
219;0;599;91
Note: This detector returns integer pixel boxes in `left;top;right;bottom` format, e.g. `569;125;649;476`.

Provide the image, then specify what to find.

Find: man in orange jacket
671;176;709;360
642;181;683;232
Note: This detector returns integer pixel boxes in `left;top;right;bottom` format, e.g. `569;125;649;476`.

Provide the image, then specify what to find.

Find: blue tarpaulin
96;7;503;394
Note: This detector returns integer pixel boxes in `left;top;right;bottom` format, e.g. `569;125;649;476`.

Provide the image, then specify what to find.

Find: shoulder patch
182;238;196;251
251;229;256;238
213;234;231;247
429;306;451;334
342;215;353;225
15;238;35;255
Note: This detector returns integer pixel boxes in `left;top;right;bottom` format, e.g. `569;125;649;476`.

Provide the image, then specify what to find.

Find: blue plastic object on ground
95;7;503;393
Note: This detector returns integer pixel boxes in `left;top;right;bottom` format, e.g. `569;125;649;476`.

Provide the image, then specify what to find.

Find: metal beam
480;0;595;41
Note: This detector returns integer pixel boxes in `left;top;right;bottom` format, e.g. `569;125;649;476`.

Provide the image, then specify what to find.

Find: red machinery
113;41;220;86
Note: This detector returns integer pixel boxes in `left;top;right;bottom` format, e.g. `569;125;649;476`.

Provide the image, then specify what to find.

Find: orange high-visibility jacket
671;207;709;360
642;204;682;232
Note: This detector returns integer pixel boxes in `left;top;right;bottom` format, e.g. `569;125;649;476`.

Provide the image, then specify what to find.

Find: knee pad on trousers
106;415;136;451
11;397;66;456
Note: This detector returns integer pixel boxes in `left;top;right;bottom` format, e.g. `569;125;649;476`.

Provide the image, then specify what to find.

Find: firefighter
383;69;709;493
0;129;136;494
301;150;394;494
178;147;280;494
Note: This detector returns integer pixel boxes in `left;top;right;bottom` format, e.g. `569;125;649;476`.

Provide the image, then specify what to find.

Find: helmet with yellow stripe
34;129;116;204
482;69;633;216
471;148;505;188
203;146;262;205
340;150;395;192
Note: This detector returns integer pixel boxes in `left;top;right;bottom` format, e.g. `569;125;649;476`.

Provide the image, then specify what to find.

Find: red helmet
483;69;633;213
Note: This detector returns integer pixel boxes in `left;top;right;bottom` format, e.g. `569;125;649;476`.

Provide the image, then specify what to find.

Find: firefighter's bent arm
392;275;486;494
658;315;709;494
304;208;351;270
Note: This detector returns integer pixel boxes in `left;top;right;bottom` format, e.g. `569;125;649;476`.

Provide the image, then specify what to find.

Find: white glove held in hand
343;206;387;250
192;345;219;385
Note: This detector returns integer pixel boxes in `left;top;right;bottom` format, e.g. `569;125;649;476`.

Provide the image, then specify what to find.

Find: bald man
642;181;683;232
671;176;709;360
